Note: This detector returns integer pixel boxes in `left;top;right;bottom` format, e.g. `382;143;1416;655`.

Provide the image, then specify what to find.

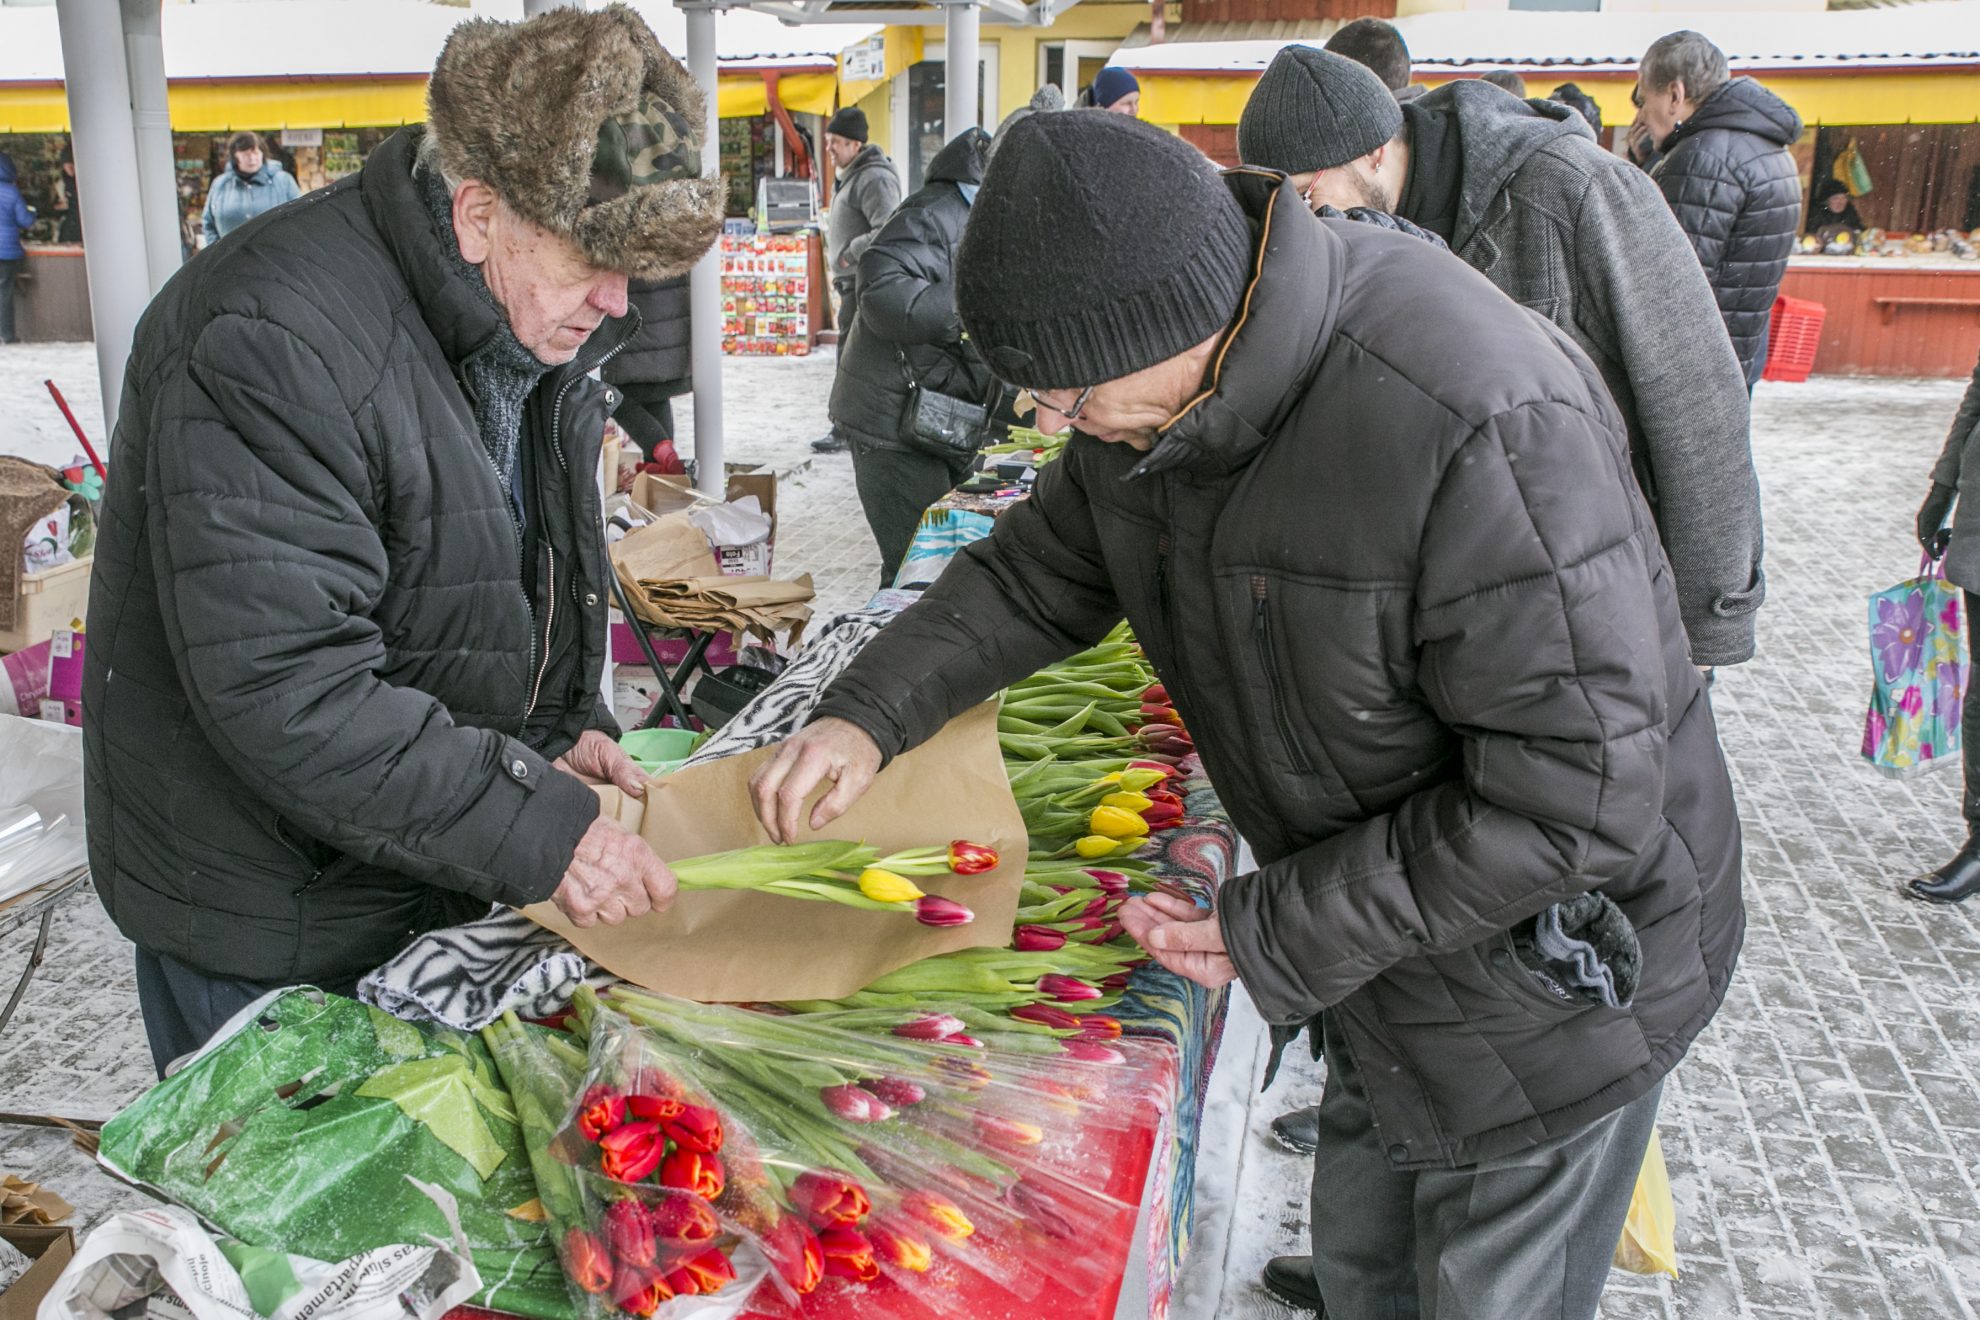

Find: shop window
905;59;988;192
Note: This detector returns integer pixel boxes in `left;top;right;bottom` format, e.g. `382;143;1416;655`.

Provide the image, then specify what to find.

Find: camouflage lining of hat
589;91;703;206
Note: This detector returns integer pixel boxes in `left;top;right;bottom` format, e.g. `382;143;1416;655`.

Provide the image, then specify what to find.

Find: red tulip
1009;1003;1081;1030
659;1148;725;1201
947;840;999;874
562;1228;613;1295
1144;798;1184;824
576;1084;627;1141
1039;973;1102;1002
1128;758;1175;779
648;1194;720;1250
1013;925;1068;952
1102;971;1134;990
821;1083;893;1123
948;1033;986;1049
669;1248;738;1297
1142;684;1170;704
819;1225;880;1282
1077;1013;1124;1039
1140;704;1182;726
662;1104;724;1155
914;895;974;927
863;1077;926;1108
893;1013;965;1041
792;1169;872;1228
868;1218;933;1273
598;1121;665;1182
1080;896;1114;919
604;1198;658;1268
626;1092;685;1123
762;1216;825;1295
1062;1039;1127;1064
611;1263;674;1317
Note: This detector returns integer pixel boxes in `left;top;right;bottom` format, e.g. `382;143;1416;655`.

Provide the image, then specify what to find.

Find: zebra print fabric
357;609;897;1029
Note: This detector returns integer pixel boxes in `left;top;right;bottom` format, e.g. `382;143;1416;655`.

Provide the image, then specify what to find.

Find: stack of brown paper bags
610;513;814;646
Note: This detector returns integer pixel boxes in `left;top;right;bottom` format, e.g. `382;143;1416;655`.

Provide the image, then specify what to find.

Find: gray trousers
1310;1016;1662;1320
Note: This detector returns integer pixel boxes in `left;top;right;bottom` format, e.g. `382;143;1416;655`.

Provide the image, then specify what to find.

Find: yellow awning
718;70;839;120
1143;67;1980;128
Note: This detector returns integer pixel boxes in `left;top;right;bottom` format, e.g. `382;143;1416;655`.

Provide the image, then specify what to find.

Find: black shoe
810;431;849;454
1904;837;1980;904
1270;1104;1321;1156
1261;1256;1325;1314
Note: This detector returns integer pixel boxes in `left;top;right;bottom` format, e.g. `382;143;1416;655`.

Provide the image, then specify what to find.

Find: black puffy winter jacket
1653;78;1803;385
605;275;691;393
829;130;997;453
816;172;1744;1168
83;127;623;987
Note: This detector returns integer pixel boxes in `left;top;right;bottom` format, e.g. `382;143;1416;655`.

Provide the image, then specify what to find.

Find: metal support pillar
522;0;584;14
55;0;156;446
685;5;725;496
121;0;181;294
944;2;981;136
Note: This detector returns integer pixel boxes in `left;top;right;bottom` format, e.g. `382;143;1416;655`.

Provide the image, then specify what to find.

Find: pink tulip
894;1013;966;1041
1014;925;1068;952
1038;974;1102;1002
1009;1003;1081;1030
863;1077;926;1107
914;896;974;927
820;1083;894;1123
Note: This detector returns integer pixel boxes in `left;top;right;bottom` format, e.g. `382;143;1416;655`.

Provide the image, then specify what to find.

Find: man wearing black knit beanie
751;111;1744;1320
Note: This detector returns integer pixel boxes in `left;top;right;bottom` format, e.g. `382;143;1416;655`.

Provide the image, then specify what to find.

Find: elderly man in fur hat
82;5;726;1074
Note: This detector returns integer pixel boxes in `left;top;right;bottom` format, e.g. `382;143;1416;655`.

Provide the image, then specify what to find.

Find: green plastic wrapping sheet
97;989;580;1320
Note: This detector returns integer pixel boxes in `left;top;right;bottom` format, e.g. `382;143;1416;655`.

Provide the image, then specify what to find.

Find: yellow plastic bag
1613;1127;1679;1277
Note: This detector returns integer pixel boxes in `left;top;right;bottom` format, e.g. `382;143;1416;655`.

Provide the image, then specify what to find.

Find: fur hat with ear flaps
426;4;725;280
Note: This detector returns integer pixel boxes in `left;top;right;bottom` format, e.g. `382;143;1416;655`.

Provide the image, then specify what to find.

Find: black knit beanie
826;107;868;143
956;113;1252;391
1238;45;1404;175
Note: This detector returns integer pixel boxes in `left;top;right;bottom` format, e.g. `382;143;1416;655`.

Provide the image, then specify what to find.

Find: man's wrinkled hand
1120;891;1238;991
749;717;883;844
554;729;647;797
551;815;677;927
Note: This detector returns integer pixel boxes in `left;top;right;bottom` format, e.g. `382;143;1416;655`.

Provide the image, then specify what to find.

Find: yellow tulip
1117;768;1167;792
856;868;926;903
1100;791;1152;813
1090;804;1151;839
1074;835;1121;858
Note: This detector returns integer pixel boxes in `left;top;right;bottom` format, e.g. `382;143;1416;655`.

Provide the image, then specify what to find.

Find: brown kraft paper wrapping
524;701;1025;1002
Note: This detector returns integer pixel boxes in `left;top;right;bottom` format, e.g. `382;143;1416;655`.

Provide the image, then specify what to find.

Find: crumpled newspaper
0;1232;31;1292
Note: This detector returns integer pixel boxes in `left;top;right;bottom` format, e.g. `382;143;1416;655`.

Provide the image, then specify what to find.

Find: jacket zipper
458;359;543;725
1251;575;1314;775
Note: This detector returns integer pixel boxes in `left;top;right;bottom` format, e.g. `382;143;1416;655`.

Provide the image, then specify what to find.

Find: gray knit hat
1238;45;1404;175
956;113;1253;391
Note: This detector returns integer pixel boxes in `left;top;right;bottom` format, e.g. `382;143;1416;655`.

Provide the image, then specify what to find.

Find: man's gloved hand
1918;481;1957;559
552;815;677;927
553;729;648;797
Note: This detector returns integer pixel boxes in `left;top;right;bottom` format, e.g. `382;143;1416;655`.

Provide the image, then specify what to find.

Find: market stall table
1778;255;1980;378
0;867;86;1039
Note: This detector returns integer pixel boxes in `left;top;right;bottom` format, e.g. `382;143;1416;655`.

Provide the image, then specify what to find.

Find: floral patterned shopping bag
1862;556;1968;775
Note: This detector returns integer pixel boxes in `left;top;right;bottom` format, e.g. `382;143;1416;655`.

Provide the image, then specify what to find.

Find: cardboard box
0;1224;75;1320
631;470;778;577
0;557;91;656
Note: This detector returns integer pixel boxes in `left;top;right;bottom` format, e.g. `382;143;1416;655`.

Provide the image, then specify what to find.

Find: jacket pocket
1250;575;1315;776
1484;932;1595;1021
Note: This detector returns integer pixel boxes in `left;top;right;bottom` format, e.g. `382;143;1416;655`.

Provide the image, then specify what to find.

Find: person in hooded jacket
829;127;997;589
200;131;302;247
0;152;35;344
1638;31;1803;387
604;275;691;470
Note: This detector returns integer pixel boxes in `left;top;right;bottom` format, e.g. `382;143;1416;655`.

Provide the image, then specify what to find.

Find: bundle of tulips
667;839;996;927
978;426;1068;467
486;983;1159;1319
995;629;1195;771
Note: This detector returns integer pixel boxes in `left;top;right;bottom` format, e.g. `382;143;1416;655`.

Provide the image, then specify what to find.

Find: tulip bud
604;1198;658;1268
625;1092;685;1123
1077;1013;1124;1039
611;1263;674;1317
576;1084;627;1142
856;867;925;904
1007;1178;1079;1241
662;1104;724;1155
1100;790;1153;813
914;895;973;927
671;1248;738;1297
1117;767;1168;793
819;1225;880;1282
561;1228;614;1294
1009;1002;1081;1030
1074;835;1124;859
868;1218;934;1273
659;1148;725;1201
1103;970;1135;990
792;1169;873;1228
648;1193;721;1250
1089;805;1150;839
821;1083;894;1123
903;1190;976;1241
1128;758;1176;779
1039;973;1102;1002
947;840;1000;874
976;1113;1045;1147
1013;925;1068;953
947;1033;986;1048
1144;799;1185;825
1080;896;1114;919
1143;683;1170;704
598;1121;665;1182
893;1013;965;1041
936;1057;994;1089
762;1216;825;1295
1062;1039;1127;1064
863;1077;926;1108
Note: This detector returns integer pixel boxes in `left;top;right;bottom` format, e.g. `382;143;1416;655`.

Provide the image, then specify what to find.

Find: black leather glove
1919;481;1957;559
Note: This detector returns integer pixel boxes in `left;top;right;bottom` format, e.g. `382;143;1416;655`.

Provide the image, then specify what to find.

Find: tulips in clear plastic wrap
666;839;996;927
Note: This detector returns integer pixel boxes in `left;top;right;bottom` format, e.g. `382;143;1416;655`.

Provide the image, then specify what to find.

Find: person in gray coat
1909;350;1980;903
814;106;903;454
1239;47;1763;669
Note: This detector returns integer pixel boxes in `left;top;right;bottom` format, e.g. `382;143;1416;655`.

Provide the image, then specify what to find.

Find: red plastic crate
1763;294;1827;383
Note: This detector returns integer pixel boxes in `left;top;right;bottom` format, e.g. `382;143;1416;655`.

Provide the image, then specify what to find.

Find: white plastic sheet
0;713;85;904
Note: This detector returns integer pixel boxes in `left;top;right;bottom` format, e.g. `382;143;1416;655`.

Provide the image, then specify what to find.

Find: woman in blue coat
0;152;37;343
200;132;301;247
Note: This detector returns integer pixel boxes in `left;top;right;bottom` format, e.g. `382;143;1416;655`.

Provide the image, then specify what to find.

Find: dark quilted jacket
830;131;996;453
816;172;1744;1168
605;276;691;391
83;127;624;987
1652;78;1803;385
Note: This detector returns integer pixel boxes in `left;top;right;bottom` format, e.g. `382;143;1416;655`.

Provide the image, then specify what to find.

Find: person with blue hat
1080;66;1141;117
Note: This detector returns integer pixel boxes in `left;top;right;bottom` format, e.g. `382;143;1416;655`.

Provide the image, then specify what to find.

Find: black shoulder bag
896;347;992;460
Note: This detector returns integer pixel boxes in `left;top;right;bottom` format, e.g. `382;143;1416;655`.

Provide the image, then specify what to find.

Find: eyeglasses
1020;384;1097;424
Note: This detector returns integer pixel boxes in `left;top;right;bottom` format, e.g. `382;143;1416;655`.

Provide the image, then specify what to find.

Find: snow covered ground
2;339;1978;1318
